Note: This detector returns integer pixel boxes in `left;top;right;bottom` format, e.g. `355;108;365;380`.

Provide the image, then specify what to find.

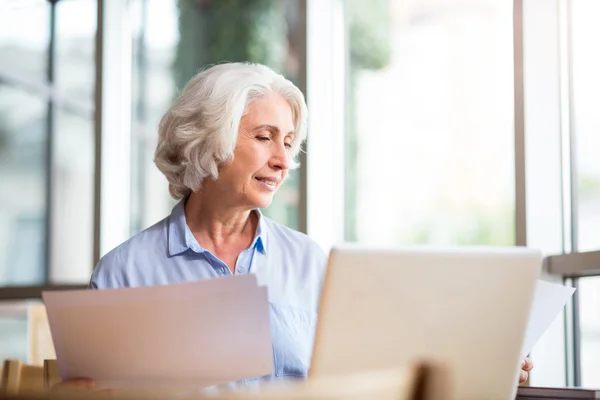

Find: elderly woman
90;62;324;385
86;62;533;387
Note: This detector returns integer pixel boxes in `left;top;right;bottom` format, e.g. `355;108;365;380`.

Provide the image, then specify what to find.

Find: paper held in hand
521;279;576;357
42;274;273;389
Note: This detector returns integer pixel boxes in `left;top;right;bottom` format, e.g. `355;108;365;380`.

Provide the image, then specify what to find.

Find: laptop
310;244;542;400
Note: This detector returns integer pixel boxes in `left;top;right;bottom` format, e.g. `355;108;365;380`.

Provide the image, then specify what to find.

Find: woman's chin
249;194;275;209
256;200;274;209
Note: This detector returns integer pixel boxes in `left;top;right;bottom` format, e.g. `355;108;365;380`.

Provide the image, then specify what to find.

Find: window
0;2;50;286
0;86;47;285
344;0;515;246
521;0;600;387
570;0;600;387
0;0;95;286
579;276;600;386
51;0;96;284
572;0;600;254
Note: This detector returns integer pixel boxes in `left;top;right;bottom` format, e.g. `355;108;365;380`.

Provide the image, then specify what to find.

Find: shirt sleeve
88;246;126;290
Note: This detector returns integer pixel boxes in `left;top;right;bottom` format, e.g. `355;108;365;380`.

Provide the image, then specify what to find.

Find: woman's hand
519;357;534;384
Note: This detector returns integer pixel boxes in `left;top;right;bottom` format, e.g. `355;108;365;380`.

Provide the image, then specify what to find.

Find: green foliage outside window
174;0;288;91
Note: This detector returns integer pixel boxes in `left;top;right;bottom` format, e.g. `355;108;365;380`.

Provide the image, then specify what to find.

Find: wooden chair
0;359;61;396
28;304;57;366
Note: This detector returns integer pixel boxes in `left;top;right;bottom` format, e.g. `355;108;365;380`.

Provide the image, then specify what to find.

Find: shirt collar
167;198;268;256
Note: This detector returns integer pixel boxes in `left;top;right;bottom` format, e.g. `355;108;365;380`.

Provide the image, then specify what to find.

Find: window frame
305;0;347;253
0;0;57;286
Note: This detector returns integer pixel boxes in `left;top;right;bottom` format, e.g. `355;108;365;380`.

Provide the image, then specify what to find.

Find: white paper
43;274;258;307
521;280;576;357
42;275;273;389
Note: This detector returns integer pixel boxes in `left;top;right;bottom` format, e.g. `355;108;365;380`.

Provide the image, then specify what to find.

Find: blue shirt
89;199;327;390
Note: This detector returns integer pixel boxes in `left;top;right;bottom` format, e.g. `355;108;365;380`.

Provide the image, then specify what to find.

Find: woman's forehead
246;93;291;112
243;96;295;130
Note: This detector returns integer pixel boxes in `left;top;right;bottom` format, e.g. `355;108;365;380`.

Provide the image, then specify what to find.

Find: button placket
236;256;246;274
202;252;229;275
236;250;250;275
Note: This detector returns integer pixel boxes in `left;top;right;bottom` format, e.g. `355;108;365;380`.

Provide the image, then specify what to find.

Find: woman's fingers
522;357;534;372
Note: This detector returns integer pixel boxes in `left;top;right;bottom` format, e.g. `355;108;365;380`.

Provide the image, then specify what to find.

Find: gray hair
154;62;308;199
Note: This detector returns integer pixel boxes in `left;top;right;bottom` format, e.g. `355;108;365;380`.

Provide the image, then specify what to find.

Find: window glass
571;1;600;386
56;0;97;100
49;0;96;283
578;276;600;386
345;0;515;246
571;0;600;253
51;109;95;283
0;86;47;285
0;1;49;83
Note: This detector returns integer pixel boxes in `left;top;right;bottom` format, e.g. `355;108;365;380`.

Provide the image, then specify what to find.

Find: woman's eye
257;136;270;142
284;143;292;149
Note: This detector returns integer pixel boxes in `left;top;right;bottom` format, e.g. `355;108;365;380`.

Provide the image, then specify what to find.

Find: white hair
154;62;308;199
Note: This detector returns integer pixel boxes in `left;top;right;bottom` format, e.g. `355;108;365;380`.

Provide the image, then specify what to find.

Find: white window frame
305;0;347;254
93;0;133;264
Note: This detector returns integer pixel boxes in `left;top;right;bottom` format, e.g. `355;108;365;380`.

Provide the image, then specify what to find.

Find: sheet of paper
521;280;576;357
42;276;273;389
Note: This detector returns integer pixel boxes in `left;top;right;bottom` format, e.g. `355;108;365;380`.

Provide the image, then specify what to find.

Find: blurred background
0;0;599;389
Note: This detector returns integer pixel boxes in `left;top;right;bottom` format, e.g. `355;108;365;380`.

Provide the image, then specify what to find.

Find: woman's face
215;94;295;210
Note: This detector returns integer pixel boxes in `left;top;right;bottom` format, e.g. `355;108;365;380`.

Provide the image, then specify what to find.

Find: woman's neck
184;191;257;247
